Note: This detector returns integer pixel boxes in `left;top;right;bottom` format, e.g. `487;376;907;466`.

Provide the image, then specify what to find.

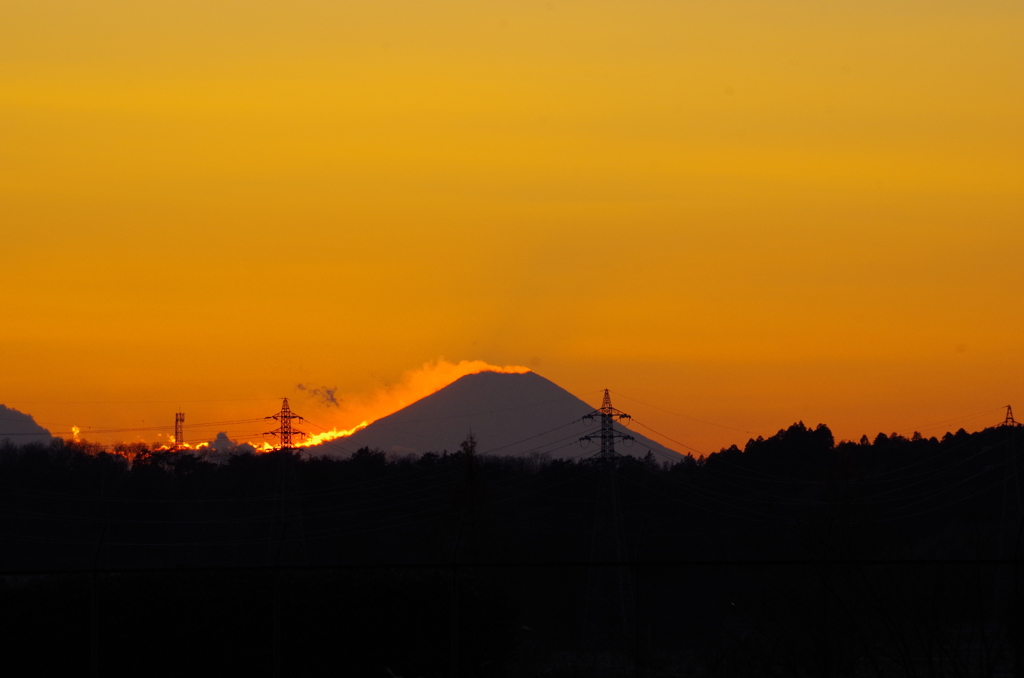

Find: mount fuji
313;371;684;461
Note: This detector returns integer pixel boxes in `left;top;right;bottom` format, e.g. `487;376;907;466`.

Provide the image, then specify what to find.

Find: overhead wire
608;390;755;435
4;394;1020;550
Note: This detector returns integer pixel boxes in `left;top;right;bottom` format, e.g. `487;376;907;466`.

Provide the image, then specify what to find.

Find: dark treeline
2;423;1023;677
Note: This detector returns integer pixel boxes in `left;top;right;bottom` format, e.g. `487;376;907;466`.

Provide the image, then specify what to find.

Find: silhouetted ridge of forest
2;422;1023;677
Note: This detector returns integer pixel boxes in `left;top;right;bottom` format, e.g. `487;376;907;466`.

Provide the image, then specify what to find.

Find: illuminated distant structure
174;412;185;450
265;398;306;450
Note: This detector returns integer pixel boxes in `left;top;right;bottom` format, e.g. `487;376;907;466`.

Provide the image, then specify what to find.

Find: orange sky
2;1;1022;455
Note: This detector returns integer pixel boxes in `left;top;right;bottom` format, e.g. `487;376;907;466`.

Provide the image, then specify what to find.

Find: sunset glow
296;421;369;448
5;5;1023;672
2;1;1022;454
290;360;530;449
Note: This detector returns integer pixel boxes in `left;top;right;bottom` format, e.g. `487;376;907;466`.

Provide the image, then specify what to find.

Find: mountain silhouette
0;405;53;446
316;371;683;460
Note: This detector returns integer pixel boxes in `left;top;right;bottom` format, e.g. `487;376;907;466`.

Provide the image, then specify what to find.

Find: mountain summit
317;371;683;461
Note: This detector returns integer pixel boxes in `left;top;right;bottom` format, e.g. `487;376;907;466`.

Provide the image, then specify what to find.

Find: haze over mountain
0;405;53;446
313;371;683;461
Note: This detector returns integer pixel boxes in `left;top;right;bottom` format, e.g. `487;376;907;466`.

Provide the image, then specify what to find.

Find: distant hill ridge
0;404;53;446
314;370;683;460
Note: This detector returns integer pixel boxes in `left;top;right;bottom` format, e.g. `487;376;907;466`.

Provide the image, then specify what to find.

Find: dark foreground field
3;422;1024;676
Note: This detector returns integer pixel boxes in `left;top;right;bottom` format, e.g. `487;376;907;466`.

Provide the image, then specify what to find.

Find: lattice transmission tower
581;389;635;459
174;412;185;450
995;404;1024;611
579;389;636;662
264;398;309;570
1003;405;1021;428
265;398;307;450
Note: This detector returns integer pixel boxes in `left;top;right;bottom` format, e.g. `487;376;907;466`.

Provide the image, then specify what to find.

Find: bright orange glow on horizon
295;421;369;449
52;361;532;451
2;1;1022;455
290;360;530;450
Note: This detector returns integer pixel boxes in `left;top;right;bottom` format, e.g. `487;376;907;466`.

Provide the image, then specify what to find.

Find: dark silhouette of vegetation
1;421;1023;676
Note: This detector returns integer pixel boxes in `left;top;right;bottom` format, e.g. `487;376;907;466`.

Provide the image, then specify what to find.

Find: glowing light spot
296;421;369;448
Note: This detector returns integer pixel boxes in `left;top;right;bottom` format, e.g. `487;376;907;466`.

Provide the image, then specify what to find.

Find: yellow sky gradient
2;0;1022;453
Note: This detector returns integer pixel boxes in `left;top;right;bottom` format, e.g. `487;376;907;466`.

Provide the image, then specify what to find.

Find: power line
608;390;755;435
627;418;703;456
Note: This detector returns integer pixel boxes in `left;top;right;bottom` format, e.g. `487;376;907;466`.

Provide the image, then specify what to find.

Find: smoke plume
297;384;341;408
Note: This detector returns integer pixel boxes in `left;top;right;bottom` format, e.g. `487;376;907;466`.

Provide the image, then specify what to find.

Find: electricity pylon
265;398;306;450
581;389;635;459
264;398;308;568
1003;405;1021;428
174;412;184;450
579;389;635;662
995;405;1023;622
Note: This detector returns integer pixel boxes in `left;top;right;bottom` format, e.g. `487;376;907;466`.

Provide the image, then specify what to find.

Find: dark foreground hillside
2;423;1023;677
